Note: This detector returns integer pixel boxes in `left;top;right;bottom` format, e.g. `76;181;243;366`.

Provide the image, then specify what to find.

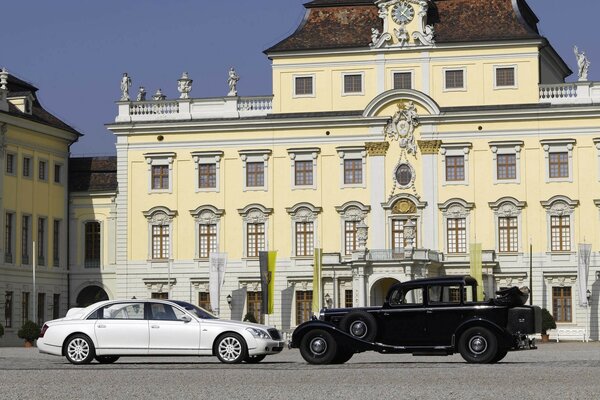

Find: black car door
425;284;466;346
375;286;429;346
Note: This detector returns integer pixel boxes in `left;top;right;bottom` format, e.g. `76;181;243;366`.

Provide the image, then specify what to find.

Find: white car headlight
246;327;270;339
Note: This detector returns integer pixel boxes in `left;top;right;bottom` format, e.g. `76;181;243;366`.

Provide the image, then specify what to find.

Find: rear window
388;287;423;306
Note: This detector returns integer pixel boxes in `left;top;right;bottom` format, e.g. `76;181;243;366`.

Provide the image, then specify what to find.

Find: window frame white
293;74;316;98
440;143;471;185
438;199;474;255
192;151;223;193
38;159;48;182
288;148;319;190
22;155;32;179
286;203;322;259
239;150;271;192
190;205;224;260
335;201;370;258
391;70;414;90
341;72;365;96
541;196;578;253
53;162;63;185
489;197;526;254
493;65;518;89
443;67;467;91
238;204;273;259
144;152;176;193
336;146;366;189
5;152;16;176
541;139;575;183
4;211;16;264
489;141;523;184
142;206;177;263
82;220;102;269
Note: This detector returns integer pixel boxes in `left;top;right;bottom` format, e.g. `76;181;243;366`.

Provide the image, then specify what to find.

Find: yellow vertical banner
312;248;322;314
469;243;484;301
267;251;277;314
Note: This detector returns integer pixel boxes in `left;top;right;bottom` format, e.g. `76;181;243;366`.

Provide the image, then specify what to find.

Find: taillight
39;324;49;338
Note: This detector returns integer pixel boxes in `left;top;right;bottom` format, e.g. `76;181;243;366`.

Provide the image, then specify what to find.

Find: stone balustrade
539;81;600;105
115;95;273;123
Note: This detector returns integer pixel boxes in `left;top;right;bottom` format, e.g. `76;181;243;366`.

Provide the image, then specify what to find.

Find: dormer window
7;94;34;115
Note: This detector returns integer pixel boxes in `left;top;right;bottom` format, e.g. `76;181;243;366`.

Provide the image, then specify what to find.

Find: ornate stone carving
446;204;469;219
373;0;434;49
417;140;442;154
150;212;171;226
152;89;166;101
365;142;390;157
549;201;574;217
0;68;8;91
574;46;591;81
136;87;147;101
394;24;409;47
370;28;392;49
227;67;240;96
120;73;132;101
392;199;417;215
496;202;519;218
177;72;193;99
384;102;419;154
412;24;434;46
244;209;268;224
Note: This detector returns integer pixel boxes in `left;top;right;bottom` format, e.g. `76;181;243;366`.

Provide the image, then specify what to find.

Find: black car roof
396;275;478;287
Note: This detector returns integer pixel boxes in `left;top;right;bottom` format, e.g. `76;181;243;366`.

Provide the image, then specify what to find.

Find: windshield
170;301;218;319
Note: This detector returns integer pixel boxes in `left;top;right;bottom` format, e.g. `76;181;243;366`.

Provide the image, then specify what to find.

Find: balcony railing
116;95;273;123
539;82;600;105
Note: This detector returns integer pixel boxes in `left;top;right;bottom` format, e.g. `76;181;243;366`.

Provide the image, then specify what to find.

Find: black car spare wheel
458;327;498;364
340;311;377;341
299;329;338;365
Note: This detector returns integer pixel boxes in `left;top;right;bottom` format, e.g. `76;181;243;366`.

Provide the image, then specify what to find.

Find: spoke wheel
458;327;498;364
215;333;247;364
65;334;95;365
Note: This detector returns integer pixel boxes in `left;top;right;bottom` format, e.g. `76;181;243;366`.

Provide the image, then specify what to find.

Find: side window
150;303;187;321
389;287;423;306
428;285;462;304
101;303;145;320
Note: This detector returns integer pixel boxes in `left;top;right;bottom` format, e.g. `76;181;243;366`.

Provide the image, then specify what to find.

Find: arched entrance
370;278;400;306
76;285;109;307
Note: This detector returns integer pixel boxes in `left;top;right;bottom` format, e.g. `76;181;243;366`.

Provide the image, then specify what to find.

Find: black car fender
290;320;375;352
453;318;513;348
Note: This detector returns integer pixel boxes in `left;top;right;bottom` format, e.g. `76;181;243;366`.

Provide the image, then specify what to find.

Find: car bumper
37;339;62;356
247;338;286;356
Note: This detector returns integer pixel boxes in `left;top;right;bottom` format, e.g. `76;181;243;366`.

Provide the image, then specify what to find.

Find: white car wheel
216;333;247;364
65;334;95;365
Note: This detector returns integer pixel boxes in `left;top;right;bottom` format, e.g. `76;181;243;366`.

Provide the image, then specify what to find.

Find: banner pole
33;240;36;323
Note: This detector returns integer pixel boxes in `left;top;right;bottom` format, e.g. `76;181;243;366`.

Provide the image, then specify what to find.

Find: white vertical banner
209;252;227;316
577;243;591;306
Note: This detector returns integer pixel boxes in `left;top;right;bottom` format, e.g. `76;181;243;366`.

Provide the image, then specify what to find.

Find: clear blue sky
3;0;598;156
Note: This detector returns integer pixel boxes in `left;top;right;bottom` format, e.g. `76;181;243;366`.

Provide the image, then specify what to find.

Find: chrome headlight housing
246;327;270;339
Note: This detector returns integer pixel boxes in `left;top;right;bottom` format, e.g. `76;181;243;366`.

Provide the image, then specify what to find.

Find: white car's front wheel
215;333;247;364
65;334;95;365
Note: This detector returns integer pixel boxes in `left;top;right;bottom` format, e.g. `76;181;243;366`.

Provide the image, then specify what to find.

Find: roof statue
574;46;590;81
120;73;132;101
177;72;193;99
136;87;147;102
227;67;240;97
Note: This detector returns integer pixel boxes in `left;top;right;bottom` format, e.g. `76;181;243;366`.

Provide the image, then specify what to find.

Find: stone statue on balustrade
120;73;132;101
136;87;146;102
177;72;193;99
227;67;240;96
574;46;590;81
152;88;166;101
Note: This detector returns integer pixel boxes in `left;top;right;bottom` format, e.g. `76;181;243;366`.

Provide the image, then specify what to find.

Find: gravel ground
1;342;599;399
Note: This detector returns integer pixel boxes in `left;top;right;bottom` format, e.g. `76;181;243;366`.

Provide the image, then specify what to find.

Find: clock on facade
392;2;415;25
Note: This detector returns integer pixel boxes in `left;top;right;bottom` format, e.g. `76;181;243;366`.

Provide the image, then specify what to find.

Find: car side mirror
180;315;192;323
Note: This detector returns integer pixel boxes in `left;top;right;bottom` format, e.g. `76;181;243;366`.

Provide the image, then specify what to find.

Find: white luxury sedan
37;299;284;365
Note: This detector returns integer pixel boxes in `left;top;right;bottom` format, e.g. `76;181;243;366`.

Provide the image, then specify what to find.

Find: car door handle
151;325;160;329
383;312;390;316
426;309;433;314
97;324;106;328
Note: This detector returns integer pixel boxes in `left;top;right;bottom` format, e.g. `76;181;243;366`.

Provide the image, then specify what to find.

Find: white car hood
204;318;275;331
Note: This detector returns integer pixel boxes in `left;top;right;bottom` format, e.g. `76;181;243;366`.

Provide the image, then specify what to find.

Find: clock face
392;2;415;25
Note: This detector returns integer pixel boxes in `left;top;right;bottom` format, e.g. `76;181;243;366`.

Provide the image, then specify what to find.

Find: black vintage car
290;276;541;364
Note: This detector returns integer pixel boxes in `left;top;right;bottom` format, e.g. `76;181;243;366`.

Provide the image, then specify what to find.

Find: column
365;142;390;250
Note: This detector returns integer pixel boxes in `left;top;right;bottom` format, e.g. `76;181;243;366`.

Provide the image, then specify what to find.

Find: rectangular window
37;293;45;326
552;286;572;322
296;291;313;325
198;163;216;188
344;221;358;255
247;291;262;324
54;164;62;183
549;152;569;179
447;218;467;253
151;165;169;190
445;156;465;181
198;292;211;312
495;67;515;87
52;294;60;320
345;290;353;308
6;153;15;174
152;225;170;260
391;219;417;252
84;222;101;268
550;215;571;252
295;76;313;96
37;218;46;266
22;215;30;264
343;74;362;94
151;292;169;299
445;69;464;89
247;223;265;258
38;161;47;181
4;212;14;263
22;292;30;323
199;224;217;258
246;162;264;187
23;157;31;178
294;160;313;186
498;217;518;253
393;72;412;89
497;154;516;180
295;222;314;257
344;159;362;185
4;292;13;328
53;220;60;267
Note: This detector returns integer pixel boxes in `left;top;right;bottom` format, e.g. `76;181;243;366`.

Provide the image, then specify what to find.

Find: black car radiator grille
268;328;281;340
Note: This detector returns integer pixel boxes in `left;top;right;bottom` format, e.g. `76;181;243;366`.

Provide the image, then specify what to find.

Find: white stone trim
142;206;177;262
442;67;467;92
80;219;103;269
341;72;365;96
191;151;223;192
540;139;575;183
438;199;475;254
52;161;64;185
390;69;414;90
144;152;175;193
336;146;366;189
5;151;16;176
335;201;370;257
594;138;600;182
288;147;319;190
489;140;523;184
238;204;273;258
440;143;471;186
37;158;48;182
292;74;316;98
286;203;322;257
239;149;271;192
488;197;527;254
493;64;518;90
541;195;578;253
190;205;224;260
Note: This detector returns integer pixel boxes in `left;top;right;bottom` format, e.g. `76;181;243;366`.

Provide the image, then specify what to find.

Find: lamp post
226;294;232;309
587;289;592;342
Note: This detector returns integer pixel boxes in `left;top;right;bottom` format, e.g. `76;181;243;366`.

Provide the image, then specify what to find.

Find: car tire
458;327;498;364
244;354;267;364
215;333;247;364
490;348;508;364
299;329;338;365
64;334;96;365
340;311;377;342
95;355;120;364
332;346;354;364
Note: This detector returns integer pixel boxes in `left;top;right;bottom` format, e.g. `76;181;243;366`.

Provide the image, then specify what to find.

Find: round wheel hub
469;336;488;354
350;321;367;338
309;338;327;355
